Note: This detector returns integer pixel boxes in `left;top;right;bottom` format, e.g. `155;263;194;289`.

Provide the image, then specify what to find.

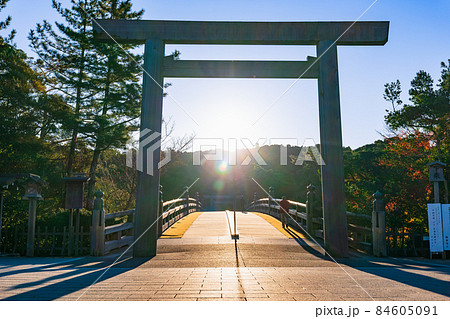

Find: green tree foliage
0;0;71;228
0;0;14;41
30;0;144;209
384;66;450;161
384;63;450;203
29;0;99;175
0;0;69;175
85;1;143;209
344;141;386;214
345;60;450;236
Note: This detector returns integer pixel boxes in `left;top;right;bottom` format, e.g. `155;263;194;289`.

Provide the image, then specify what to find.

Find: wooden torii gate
94;20;389;258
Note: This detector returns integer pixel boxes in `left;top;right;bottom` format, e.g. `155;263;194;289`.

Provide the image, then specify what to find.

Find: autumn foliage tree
380;132;434;232
384;62;450;203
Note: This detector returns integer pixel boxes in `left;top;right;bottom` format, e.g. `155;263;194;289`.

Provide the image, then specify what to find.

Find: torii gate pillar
134;39;164;257
317;41;348;257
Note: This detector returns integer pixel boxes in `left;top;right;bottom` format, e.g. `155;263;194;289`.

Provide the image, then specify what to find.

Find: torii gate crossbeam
94;20;389;258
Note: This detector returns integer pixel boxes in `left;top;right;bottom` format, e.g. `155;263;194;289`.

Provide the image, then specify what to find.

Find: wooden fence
0;192;202;257
386;229;428;257
0;224;90;256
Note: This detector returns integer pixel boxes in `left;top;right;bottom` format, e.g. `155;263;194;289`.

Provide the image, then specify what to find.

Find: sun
195;88;260;142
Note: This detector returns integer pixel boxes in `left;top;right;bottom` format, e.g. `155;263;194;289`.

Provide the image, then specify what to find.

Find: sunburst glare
216;161;229;174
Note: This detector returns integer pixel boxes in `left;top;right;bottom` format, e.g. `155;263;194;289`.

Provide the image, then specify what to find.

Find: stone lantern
0;174;45;256
22;174;45;257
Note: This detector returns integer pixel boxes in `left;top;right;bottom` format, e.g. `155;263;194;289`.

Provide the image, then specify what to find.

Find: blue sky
2;0;450;149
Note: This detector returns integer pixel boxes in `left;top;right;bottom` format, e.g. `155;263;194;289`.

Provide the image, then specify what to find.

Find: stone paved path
0;211;449;301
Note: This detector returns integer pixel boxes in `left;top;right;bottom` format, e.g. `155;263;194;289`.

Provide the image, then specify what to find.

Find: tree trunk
86;60;112;210
86;147;101;210
66;21;87;175
67;126;79;175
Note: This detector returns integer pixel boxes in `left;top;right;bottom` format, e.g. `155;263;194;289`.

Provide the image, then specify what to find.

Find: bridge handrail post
268;186;274;215
372;191;387;257
184;186;190;216
91;190;105;256
196;192;200;211
158;185;163;237
306;184;317;235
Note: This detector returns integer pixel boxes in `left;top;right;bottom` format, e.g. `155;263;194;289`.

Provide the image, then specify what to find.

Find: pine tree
85;0;143;209
29;0;99;175
0;0;15;41
29;0;144;210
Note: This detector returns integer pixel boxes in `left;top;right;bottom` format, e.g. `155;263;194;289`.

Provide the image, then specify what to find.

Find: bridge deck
164;211;306;242
0;211;449;301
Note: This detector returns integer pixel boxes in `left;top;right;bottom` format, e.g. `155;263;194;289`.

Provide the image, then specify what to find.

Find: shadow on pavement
336;255;450;298
0;253;151;301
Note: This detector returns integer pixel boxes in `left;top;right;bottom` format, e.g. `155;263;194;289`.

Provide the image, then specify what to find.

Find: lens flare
215;161;229;174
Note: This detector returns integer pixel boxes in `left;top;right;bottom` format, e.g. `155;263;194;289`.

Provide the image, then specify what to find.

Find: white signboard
442;204;450;251
427;203;443;253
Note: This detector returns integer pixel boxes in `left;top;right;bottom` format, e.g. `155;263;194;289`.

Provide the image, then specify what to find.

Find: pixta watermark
126;128;171;176
126;130;325;176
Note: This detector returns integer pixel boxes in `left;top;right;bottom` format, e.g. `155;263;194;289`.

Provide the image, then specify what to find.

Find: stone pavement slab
0;211;448;301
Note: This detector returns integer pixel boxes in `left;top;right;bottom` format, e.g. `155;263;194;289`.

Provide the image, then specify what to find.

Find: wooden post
68;208;74;256
372;191;387;257
44;226;48;255
51;226;56;256
157;185;163;237
62;226;66;255
36;226;41;256
196;192;200;211
80;226;85;254
0;190;4;253
306;184;316;235
317;40;349;257
433;181;440;203
75;208;80;256
268;186;273;215
1;225;6;253
91;190;105;256
185;186;190;215
134;39;164;258
26;198;37;257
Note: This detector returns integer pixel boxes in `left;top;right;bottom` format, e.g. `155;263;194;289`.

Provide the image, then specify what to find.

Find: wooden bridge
0;195;448;301
88;186;382;258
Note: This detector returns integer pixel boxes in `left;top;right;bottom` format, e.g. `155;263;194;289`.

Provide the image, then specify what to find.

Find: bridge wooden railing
248;197;310;230
103;208;135;255
91;189;202;256
247;186;386;257
159;197;202;234
346;211;372;252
